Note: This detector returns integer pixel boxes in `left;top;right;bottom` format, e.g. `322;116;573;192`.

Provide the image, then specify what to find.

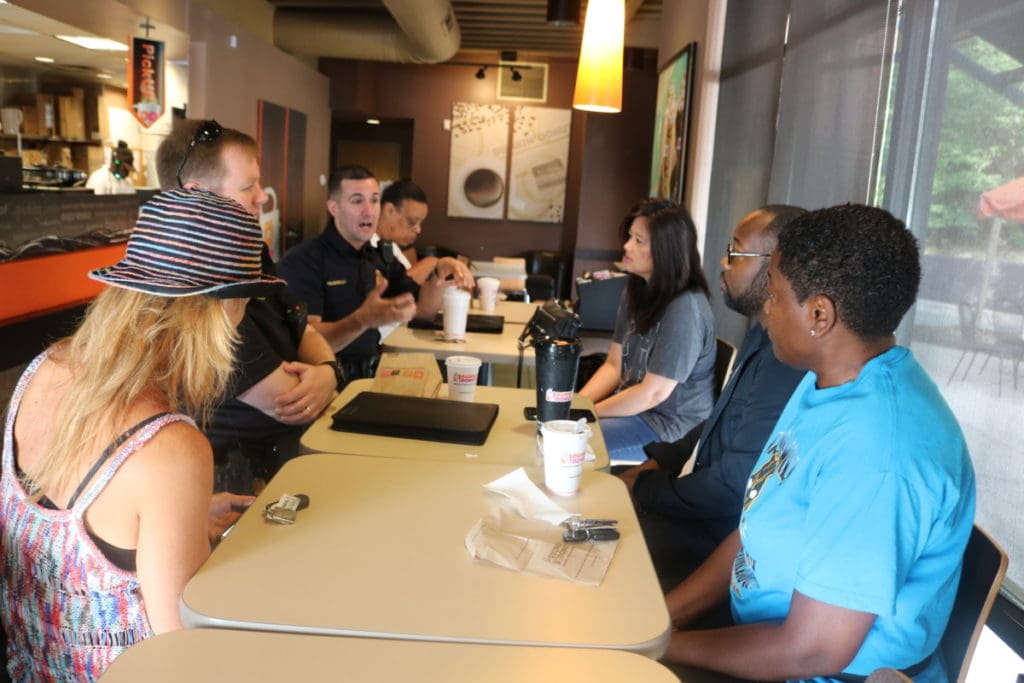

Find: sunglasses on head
176;119;223;189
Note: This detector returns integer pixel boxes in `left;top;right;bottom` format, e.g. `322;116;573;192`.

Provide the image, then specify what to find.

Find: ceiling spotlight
511;68;522;82
475;66;486;79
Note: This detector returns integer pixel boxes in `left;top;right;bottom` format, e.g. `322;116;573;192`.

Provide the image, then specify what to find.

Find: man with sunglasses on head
156;120;342;494
278;165;474;380
617;205;808;593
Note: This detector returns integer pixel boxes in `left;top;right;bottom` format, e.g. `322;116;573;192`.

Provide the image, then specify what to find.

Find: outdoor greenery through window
877;0;1023;606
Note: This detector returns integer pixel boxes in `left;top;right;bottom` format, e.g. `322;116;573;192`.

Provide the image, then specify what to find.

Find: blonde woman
0;189;284;681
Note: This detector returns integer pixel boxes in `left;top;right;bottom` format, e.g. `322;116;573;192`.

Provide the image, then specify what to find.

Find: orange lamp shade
572;0;624;113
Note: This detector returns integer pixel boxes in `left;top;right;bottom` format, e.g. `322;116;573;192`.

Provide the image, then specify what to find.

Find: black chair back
939;525;1008;683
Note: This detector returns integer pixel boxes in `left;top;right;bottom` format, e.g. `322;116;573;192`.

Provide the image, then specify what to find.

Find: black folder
329;392;499;446
407;313;505;334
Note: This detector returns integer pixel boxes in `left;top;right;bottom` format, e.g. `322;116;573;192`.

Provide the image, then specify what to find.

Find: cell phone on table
524;407;596;423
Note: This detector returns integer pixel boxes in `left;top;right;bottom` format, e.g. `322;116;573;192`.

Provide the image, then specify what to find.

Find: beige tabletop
382;322;534;366
472;299;539;324
300;379;610;470
99;629;679;682
181;454;670;658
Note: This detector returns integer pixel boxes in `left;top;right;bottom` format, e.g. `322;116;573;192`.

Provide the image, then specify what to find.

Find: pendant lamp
572;0;624;113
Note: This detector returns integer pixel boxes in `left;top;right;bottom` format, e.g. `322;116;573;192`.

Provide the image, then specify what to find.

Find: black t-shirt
277;223;419;362
206;282;308;449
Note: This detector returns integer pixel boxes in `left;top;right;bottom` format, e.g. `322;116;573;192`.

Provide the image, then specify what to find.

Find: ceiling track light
448;62;532;81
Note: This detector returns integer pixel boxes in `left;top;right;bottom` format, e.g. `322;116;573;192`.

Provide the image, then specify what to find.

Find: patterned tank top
1;350;194;682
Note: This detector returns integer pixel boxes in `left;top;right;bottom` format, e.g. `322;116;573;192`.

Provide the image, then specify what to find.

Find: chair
714;337;738;401
492;256;529;301
948;298;1024;396
520;250;570;302
938;524;1008;683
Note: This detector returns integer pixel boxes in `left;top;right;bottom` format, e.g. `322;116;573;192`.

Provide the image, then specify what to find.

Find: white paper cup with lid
540;419;591;496
445;355;482;401
442;287;471;340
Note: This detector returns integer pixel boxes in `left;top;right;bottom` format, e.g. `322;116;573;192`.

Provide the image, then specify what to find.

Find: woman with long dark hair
579;200;716;462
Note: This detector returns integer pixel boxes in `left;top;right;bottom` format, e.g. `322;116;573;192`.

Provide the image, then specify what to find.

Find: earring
810;329;816;337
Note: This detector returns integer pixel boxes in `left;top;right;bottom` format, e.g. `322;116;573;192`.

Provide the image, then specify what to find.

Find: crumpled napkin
465;468;618;586
482;467;573;524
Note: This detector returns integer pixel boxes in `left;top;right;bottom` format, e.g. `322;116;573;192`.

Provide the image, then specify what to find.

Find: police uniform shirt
278;222;418;362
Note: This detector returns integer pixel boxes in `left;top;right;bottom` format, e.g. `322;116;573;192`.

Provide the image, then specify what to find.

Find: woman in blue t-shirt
579;200;715;462
662;204;975;683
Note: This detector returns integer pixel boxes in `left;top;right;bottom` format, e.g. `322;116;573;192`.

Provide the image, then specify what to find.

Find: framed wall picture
649;42;696;203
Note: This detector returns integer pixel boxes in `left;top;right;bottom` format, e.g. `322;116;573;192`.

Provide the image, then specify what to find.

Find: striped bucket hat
90;188;285;298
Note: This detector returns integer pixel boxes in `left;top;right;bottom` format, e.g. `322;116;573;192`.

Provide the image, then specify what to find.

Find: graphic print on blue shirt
741;432;797;513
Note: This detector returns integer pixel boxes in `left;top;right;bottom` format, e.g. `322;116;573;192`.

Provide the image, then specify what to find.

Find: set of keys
263;493;310;525
562;516;619;543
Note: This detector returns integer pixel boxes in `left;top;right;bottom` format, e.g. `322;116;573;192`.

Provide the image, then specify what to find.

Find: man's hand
434;256;475;290
356;278;417;327
618;458;660;493
208;492;255;545
273;361;338;424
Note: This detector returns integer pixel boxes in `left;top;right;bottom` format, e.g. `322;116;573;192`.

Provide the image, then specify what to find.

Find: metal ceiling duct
273;0;461;63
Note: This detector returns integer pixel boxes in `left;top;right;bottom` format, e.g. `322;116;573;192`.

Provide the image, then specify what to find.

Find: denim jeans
600;413;660;463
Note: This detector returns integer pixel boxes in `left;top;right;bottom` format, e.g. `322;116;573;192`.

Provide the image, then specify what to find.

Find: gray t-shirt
612;288;716;441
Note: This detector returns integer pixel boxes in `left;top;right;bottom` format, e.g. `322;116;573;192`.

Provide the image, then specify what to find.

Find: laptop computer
408;313;505;334
329;391;499;446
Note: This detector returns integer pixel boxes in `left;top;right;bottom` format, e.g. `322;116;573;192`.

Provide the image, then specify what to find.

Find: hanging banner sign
129;37;164;128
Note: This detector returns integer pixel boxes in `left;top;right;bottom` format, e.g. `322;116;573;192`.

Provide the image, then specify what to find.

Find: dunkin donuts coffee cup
445;355;482;401
541;419;591;496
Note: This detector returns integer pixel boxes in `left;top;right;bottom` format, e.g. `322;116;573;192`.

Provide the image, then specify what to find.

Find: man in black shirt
278;165;473;379
156;120;341;492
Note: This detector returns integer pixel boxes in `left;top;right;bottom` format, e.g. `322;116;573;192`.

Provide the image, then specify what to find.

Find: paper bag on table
371;352;442;398
465;509;617;587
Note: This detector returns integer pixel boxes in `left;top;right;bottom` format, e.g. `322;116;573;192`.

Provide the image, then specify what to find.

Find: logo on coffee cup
454;372;476;383
544;389;573;403
563;451;586;465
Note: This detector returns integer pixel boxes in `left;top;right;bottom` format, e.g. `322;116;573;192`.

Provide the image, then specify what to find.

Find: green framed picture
649;42;696;203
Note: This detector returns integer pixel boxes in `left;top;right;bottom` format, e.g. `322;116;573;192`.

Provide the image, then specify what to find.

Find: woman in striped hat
0;189;284;681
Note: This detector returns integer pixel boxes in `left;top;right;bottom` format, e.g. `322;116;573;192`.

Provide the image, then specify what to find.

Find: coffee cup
477;277;500;313
540;419;591;496
442;286;471;340
445;355;482;401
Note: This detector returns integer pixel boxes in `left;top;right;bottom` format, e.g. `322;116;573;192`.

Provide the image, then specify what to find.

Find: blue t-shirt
731;346;975;682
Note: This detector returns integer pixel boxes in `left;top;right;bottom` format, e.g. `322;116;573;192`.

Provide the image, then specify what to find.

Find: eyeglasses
176;119;223;188
725;242;772;265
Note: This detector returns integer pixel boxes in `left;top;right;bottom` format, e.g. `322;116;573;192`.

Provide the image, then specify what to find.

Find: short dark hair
328;165;376;199
760;204;807;241
155;119;256;190
623;199;710;334
382;179;428;208
777;204;920;339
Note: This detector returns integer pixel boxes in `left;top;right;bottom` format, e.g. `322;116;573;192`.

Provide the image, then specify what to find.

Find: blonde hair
28;287;238;497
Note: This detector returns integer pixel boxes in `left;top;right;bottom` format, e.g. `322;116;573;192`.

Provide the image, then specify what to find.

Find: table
181;454;670;658
300;379;610;470
382;323;534;366
475;299;539;324
99;629;679;682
